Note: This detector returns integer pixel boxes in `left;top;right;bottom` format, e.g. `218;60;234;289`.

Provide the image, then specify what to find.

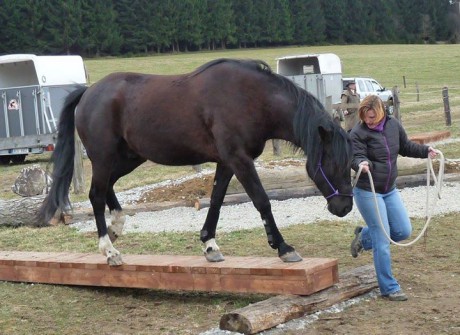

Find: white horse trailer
0;54;87;164
276;53;343;117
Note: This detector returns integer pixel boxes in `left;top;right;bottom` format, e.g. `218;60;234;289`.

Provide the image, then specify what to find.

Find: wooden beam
409;130;451;144
220;264;377;334
194;173;460;211
0;251;338;296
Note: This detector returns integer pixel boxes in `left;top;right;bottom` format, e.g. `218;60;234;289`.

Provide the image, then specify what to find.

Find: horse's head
306;125;353;217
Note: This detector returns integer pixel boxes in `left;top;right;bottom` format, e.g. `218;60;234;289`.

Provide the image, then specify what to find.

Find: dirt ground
122;171;460;335
138;174;215;204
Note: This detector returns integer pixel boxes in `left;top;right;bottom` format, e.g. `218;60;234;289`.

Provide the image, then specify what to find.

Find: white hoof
99;235;123;266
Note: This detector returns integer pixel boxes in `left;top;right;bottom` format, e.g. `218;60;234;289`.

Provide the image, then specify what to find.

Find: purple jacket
350;116;429;194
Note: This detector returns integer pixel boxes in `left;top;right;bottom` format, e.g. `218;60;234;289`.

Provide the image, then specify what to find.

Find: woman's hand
359;161;370;173
428;147;438;159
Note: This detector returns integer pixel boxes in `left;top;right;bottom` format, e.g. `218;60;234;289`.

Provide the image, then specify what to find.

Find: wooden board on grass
0;251;338;296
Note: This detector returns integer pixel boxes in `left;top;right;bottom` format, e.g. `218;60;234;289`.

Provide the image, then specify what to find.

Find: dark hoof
204;249;225;262
280;251;303;262
107;253;123;266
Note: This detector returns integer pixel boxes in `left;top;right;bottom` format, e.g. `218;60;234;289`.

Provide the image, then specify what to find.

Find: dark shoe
383;291;408;301
350;226;363;258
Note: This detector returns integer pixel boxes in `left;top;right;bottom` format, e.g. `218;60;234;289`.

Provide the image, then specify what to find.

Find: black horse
38;59;353;266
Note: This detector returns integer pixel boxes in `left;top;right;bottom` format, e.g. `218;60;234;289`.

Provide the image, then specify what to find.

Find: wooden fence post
442;87;452;126
72;131;85;194
392;86;401;123
403;76;406;88
272;140;281;156
416;82;420;102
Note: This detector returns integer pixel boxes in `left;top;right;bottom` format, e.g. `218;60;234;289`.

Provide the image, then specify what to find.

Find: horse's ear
318;125;333;143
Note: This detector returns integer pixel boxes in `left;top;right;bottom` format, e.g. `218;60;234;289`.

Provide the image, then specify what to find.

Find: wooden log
0;195;46;227
0;195;70;227
409;130;451;145
195;186;321;210
195;173;460;210
219;264;377;334
227;167;311;194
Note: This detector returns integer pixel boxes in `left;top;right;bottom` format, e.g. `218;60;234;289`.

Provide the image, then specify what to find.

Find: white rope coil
352;150;445;247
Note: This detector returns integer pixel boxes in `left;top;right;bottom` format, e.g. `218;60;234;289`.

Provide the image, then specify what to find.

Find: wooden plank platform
0;251;338;295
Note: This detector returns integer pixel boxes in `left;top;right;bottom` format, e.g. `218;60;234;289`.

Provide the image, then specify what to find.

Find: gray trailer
0;54;87;164
276;53;343;116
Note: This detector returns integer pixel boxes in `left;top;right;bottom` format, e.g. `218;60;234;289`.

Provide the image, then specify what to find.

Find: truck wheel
11;154;26;164
0;156;11;165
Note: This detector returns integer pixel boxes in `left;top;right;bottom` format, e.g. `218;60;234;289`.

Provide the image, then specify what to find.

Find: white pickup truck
343;77;393;114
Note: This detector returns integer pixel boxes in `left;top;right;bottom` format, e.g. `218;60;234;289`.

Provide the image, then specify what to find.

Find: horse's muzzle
328;198;353;217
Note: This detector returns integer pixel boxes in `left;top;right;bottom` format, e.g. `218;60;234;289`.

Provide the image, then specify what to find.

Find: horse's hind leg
89;163;123;266
106;188;125;242
201;163;233;262
106;154;146;242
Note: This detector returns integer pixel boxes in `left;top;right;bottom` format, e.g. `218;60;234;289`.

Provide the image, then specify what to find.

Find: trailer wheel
0;156;11;165
11;154;26;164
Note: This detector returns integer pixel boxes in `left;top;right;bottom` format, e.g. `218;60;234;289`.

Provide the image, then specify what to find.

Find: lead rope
352;150;445;247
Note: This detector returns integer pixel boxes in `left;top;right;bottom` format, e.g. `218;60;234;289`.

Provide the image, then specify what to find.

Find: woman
349;95;437;301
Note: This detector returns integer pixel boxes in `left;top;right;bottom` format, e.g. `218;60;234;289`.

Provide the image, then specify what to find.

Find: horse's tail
36;86;87;226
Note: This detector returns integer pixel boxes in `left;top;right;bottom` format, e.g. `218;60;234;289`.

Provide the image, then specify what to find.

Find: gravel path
71;180;460;234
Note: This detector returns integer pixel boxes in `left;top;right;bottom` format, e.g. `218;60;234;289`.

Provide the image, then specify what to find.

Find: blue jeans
353;187;412;295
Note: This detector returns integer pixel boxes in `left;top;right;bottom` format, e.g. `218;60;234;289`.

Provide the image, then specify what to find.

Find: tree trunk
0;196;46;227
0;196;71;227
219;265;377;334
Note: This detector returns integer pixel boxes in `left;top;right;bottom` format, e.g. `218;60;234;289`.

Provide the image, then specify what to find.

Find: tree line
0;0;456;57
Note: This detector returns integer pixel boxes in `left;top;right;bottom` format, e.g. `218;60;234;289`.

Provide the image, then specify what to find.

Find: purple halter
314;155;353;200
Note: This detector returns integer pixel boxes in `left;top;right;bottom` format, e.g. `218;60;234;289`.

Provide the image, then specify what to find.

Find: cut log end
220;314;252;334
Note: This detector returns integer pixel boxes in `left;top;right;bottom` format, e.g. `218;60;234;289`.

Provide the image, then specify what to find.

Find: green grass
0;214;458;334
1;44;459;202
84;44;460;111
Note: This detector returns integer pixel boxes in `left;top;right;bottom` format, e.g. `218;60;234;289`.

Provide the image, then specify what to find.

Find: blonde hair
358;95;386;124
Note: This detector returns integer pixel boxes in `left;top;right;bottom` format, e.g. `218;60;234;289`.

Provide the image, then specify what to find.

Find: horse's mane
190;58;271;77
291;91;352;169
190;59;351;168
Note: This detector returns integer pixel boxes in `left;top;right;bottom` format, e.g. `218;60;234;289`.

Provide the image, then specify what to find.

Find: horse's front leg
232;157;302;263
200;163;234;262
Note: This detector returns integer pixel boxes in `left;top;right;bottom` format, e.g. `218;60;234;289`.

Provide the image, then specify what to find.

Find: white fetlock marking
203;238;220;253
110;210;126;236
99;235;121;259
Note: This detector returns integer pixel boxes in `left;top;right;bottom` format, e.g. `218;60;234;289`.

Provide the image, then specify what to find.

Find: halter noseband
314;155;353;200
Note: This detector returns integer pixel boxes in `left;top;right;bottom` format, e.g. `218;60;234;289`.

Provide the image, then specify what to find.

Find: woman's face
364;109;378;129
